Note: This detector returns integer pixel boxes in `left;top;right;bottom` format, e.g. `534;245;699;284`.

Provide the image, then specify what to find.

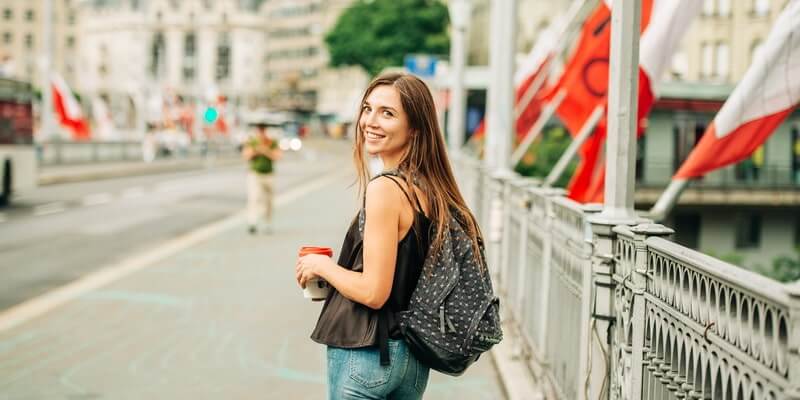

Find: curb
37;157;242;186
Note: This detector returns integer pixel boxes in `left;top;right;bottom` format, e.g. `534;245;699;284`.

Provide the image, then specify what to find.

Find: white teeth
366;132;384;140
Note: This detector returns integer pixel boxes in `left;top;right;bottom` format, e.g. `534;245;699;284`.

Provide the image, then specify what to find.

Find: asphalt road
0;139;353;311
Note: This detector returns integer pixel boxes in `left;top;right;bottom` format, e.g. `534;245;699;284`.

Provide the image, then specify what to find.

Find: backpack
399;212;503;376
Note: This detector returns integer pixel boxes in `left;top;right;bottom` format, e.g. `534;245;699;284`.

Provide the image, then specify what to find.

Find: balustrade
453;153;799;400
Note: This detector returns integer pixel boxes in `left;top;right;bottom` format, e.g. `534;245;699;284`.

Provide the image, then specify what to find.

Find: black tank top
310;172;431;365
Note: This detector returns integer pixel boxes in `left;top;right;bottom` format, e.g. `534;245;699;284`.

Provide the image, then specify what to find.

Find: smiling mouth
365;131;386;140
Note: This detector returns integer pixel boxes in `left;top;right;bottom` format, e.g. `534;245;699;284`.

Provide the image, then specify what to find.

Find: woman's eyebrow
363;101;398;113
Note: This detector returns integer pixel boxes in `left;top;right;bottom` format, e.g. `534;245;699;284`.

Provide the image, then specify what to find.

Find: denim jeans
327;339;430;400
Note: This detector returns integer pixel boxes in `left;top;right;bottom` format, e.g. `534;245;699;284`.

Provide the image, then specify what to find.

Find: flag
470;23;559;142
674;0;800;180
565;0;701;202
51;73;90;140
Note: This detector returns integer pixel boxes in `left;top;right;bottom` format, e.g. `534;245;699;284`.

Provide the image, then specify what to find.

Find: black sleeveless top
310;172;431;365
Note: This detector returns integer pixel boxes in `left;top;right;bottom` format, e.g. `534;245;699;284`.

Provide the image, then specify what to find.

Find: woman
295;73;483;399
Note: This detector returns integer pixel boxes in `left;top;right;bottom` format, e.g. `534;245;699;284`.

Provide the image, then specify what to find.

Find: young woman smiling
295;73;483;399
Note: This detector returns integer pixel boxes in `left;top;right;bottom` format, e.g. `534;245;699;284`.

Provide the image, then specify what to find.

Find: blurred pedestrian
242;123;282;234
142;123;157;163
295;73;485;398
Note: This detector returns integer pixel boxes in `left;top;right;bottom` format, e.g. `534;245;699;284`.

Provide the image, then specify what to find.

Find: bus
0;78;36;206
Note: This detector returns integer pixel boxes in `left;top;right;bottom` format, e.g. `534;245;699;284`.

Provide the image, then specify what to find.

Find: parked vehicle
0;78;36;206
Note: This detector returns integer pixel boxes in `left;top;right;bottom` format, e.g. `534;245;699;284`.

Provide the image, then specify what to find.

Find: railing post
536;188;566;364
620;224;673;400
787;282;800;399
584;221;623;400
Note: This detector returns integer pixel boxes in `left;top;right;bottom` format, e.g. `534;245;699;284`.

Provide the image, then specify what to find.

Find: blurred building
0;0;80;86
77;0;268;130
261;0;360;113
636;82;800;269
665;0;791;83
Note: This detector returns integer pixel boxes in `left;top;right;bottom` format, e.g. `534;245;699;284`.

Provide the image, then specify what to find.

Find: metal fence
37;140;239;166
453;153;800;400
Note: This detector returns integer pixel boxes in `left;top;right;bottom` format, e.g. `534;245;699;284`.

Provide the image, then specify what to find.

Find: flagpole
513;0;585;119
510;89;565;165
543;104;604;186
647;179;688;221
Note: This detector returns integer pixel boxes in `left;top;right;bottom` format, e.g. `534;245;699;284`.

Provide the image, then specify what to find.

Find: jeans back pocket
348;342;401;388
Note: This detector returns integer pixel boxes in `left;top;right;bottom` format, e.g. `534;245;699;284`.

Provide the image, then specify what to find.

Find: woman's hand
295;254;332;288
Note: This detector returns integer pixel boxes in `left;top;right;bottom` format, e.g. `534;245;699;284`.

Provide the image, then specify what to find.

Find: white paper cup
303;278;330;300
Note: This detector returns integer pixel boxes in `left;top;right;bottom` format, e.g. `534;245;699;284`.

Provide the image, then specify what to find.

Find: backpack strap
369;171;424;214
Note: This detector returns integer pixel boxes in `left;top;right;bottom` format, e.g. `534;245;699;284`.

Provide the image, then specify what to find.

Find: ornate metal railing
453;153;800;400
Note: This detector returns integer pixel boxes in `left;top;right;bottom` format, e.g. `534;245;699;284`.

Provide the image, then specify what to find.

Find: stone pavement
0;163;507;398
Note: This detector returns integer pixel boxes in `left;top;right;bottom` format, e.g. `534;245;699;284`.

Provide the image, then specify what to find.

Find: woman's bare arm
305;178;401;309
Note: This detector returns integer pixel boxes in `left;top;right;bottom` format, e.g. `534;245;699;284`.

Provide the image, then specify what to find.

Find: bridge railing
453;153;800;400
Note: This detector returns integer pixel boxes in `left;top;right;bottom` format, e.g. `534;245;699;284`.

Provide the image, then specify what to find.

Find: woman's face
359;85;412;168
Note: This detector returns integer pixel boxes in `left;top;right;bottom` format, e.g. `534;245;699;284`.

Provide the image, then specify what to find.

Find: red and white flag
553;0;653;201
51;73;90;140
674;0;800;180
567;0;701;202
471;22;560;142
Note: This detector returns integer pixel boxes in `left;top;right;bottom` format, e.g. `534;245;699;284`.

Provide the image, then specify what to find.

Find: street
0;138;505;399
0;139;348;310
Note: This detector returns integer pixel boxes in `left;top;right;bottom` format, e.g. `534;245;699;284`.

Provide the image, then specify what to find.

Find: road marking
33;202;66;216
121;187;145;199
0;168;351;333
82;192;113;206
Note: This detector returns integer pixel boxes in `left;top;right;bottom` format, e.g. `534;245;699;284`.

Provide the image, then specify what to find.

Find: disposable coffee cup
299;246;333;301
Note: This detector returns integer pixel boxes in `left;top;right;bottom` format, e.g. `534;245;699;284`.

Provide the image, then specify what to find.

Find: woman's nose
364;110;379;127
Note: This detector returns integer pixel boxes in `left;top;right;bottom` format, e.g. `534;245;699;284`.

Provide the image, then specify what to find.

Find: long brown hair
353;73;483;260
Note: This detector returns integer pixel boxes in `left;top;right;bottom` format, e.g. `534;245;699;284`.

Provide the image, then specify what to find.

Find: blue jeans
327;339;430;400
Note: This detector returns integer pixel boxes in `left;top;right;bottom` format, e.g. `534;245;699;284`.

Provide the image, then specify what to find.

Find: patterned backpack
399;211;503;376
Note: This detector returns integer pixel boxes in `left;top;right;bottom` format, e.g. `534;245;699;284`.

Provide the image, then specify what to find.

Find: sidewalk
0;167;506;398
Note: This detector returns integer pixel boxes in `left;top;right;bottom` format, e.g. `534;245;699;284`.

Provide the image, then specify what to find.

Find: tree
325;0;449;76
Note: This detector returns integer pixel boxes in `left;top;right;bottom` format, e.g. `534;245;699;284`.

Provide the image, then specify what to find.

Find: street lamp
447;0;471;157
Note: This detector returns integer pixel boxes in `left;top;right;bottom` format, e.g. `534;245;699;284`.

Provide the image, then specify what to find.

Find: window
753;0;770;16
67;13;75;25
66;35;75;48
150;32;165;78
701;42;713;78
216;33;231;81
717;0;731;16
714;42;730;79
183;32;196;81
2;32;11;44
131;0;141;10
735;145;764;182
703;0;715;16
674;213;701;249
735;213;761;249
24;33;34;49
673;119;707;172
25;9;34;21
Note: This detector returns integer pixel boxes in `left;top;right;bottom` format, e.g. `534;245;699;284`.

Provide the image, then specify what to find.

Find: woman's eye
383;110;393;117
362;105;371;112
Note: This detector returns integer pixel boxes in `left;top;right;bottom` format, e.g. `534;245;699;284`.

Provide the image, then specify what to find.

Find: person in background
242;122;282;234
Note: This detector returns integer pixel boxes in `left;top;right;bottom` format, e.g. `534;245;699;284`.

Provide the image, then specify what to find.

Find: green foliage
324;0;450;76
759;248;800;283
514;126;577;187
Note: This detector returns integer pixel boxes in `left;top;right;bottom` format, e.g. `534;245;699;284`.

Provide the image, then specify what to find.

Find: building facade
0;0;80;87
77;0;268;130
666;0;792;83
261;0;357;112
